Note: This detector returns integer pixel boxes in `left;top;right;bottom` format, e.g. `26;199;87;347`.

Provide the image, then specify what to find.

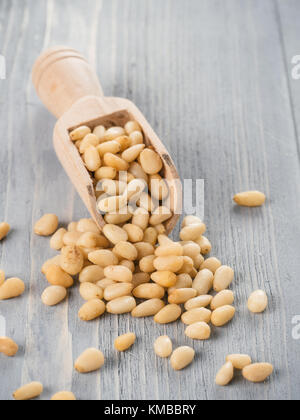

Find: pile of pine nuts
0;120;273;399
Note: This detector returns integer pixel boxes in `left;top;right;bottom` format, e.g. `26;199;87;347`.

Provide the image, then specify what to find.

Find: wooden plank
0;0;299;400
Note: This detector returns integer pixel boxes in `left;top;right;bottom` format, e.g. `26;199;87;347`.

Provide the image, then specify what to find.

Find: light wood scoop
32;46;181;233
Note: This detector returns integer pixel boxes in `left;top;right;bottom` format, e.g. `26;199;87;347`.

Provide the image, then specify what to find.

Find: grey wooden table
0;0;299;401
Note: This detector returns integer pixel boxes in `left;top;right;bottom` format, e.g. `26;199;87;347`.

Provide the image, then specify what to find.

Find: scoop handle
32;46;103;118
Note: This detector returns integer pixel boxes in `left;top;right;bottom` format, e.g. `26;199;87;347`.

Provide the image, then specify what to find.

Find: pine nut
106;296;136;314
104;209;133;225
170;346;195;371
133;283;165;299
180;224;206;241
182;242;201;262
100;179;127;196
184;295;213;311
155;243;183;257
185;322;211;340
114;332;136;352
132;272;150;287
200;257;222;273
115;135;132;151
132;299;165;317
211;305;236;327
215;362;234;386
50;228;67;250
192;269;214;295
151;271;177;287
154;304;182;324
153;256;184;272
149;206;172;226
41;286;67;306
128;162;148;183
79;282;104;301
78;133;99;154
0;337;18;356
168;273;193;294
78;299;106;321
79;265;105;283
103;126;125;141
155;224;166;235
34;214;59;236
0;278;25;300
132;208;150;230
13;382;43;400
95;166;117;181
88;250;118;267
168;288;197;304
139;255;156;273
177;256;194;274
0;222;10;240
51;391;76;401
122;144;145;162
97;278;117;289
247;290;268;313
103;224;128;245
46;264;74;289
181;307;212;325
70;125;91;141
125;120;142;135
77;232;106;249
60;245;84;275
129;131;144;146
0;270;5;286
120;260;135;272
181;216;202;227
149;174;169;201
137;192;155;212
68;221;78;232
143;227;158;245
139;148;163;175
98;194;127;213
63;231;82;246
234;191;266;207
154;336;172;358
226;354;252;370
97;140;121;156
114;241;138;261
242;363;274;382
75;348;105;373
134;242;155;260
195;236;212;255
41;255;61;275
103;153;129;171
213;266;234;292
93;125;106;139
211;290;234;310
194;254;205;270
77;218;101;234
104;265;133;283
104;283;134;301
123;224;144;243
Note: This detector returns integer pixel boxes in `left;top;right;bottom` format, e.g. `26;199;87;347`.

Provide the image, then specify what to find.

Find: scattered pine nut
242;363;274;383
51;391;76;401
0;222;10;241
170;346;195;371
213;266;234;292
185;322;211;340
75;348;104;373
78;299;106;321
131;299;165;317
41;286;67;306
13;382;43;400
215;362;234;386
0;337;19;356
154;304;182;324
0;278;25;300
34;214;59;236
211;290;234;310
114;332;136;352
211;305;236;327
233;191;266;207
247;290;268;313
154;336;172;358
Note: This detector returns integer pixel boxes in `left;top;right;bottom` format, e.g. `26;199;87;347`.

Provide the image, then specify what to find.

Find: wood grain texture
0;0;299;400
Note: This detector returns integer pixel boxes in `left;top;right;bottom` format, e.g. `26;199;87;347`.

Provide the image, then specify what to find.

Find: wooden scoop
32;46;181;233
